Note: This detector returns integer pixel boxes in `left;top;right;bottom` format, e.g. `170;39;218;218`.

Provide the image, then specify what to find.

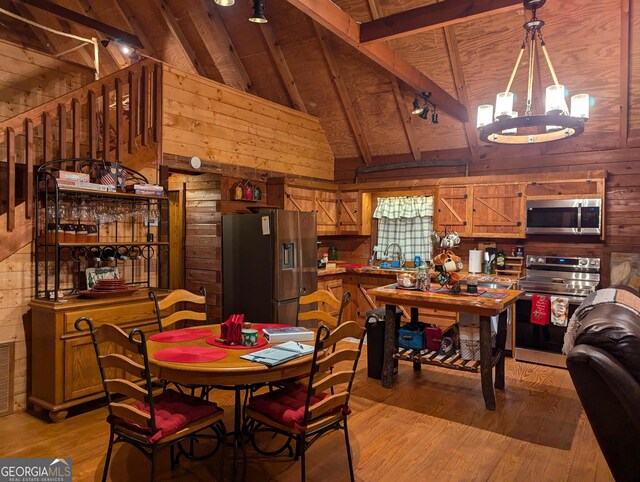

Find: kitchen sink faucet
384;243;405;267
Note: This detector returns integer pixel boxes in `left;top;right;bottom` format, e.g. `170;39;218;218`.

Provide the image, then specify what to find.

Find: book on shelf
240;341;314;367
126;184;164;193
262;326;315;343
133;189;165;196
54;179;117;192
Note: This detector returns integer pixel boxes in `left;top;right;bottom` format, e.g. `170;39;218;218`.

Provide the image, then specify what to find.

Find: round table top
147;324;317;386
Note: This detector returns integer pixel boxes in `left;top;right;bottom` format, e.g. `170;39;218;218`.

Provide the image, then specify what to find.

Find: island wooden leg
382;303;397;388
411;307;421;371
479;315;496;411
494;310;508;390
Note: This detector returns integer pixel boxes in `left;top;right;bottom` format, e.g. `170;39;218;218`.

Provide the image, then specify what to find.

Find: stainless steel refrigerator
222;210;318;325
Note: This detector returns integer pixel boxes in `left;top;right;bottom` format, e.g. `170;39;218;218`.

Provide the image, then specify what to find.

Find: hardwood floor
0;349;612;481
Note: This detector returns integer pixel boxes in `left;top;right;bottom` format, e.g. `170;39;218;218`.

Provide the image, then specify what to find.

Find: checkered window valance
373;196;434;262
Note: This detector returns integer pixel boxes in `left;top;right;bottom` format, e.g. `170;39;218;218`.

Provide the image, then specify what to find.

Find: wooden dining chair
244;320;365;482
149;287;208;332
296;289;351;328
149;288;212;397
75;317;225;482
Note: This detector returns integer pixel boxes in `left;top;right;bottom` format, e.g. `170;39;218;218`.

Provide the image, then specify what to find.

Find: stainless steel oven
515;256;600;368
525;198;602;235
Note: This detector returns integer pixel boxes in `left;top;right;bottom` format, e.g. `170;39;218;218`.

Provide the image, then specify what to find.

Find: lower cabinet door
64;337;122;401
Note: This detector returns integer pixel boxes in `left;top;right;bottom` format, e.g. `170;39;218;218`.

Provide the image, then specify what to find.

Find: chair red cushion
118;389;219;443
248;383;349;431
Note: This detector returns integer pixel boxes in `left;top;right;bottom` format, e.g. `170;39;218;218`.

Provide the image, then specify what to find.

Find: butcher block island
28;290;173;422
370;284;522;411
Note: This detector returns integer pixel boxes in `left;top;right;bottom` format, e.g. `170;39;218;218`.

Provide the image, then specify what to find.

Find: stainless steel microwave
525;198;602;235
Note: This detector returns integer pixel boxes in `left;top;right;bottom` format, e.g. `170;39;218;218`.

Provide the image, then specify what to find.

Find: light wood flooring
0;349;613;481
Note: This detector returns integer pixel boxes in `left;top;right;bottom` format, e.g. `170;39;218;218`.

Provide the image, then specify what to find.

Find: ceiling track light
411;91;438;123
249;0;267;23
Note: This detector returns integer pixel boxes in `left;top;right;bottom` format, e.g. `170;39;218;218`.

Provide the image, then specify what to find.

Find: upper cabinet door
285;186;315;212
338;191;371;236
436;185;473;237
315;190;338;236
471;183;525;238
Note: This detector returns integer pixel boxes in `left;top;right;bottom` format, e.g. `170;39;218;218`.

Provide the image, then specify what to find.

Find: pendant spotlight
411;92;438;124
249;0;267;23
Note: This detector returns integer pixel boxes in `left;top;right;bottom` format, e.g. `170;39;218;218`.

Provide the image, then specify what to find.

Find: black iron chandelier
476;0;589;144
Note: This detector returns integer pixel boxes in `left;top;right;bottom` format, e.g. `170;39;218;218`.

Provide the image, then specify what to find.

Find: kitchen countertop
317;265;517;284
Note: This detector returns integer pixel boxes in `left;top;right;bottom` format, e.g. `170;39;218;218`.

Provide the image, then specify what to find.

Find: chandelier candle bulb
477;105;494;128
495;92;514;119
545;85;567;114
571;94;590;119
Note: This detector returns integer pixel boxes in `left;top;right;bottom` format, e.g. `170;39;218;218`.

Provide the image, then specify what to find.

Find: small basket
398;325;425;350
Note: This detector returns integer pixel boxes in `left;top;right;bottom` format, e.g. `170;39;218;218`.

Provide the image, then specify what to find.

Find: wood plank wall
0;40;94;122
161;65;335;180
0;43;94;413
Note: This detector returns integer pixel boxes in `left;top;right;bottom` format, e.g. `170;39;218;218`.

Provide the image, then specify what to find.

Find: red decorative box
424;326;443;352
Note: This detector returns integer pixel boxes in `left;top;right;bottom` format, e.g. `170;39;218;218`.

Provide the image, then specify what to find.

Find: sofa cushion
576;303;640;384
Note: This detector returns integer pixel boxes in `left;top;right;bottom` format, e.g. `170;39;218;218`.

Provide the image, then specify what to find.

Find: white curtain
373;196;434;262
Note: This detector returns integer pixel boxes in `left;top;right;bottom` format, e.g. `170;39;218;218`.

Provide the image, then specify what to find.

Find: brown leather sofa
566;286;640;481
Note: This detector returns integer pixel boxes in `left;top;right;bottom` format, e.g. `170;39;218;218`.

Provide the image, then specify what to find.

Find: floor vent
0;342;15;417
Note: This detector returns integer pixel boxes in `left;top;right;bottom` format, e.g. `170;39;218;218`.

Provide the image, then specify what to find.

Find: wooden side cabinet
315;190;339;236
29;290;171;422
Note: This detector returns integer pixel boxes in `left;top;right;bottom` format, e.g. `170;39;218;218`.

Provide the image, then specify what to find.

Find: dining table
369;284;523;411
146;323;318;480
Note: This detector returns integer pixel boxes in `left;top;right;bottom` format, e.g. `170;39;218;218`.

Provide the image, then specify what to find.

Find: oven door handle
520;293;585;305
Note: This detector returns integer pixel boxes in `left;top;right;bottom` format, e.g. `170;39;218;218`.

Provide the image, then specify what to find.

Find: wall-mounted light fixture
249;0;267;23
412;92;438;124
214;0;235;5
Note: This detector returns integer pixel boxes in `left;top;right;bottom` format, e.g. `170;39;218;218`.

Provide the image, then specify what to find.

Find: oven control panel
526;256;600;271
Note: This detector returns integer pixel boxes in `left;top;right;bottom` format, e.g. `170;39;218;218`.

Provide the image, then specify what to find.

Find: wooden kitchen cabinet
338;191;372;235
29;290;169;422
435;185;473;236
524;178;603;198
317;275;344;318
471;183;526;238
283;185;315;213
315;190;339;235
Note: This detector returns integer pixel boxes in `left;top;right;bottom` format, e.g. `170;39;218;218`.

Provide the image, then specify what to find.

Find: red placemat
149;328;212;343
205;336;269;350
252;323;291;334
152;346;227;363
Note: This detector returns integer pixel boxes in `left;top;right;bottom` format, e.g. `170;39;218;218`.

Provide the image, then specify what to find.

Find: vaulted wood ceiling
1;0;638;177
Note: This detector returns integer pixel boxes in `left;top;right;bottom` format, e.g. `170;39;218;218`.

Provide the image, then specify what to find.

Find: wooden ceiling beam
9;2;97;71
20;0;143;49
8;0;55;53
314;22;371;165
366;0;420;161
359;0;522;44
70;0;128;70
110;0;159;58
193;0;255;92
443;26;479;163
259;22;307;113
151;0;206;76
284;0;469;122
390;80;421;161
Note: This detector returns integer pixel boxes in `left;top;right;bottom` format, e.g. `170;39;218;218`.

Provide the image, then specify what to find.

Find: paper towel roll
469;249;483;273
